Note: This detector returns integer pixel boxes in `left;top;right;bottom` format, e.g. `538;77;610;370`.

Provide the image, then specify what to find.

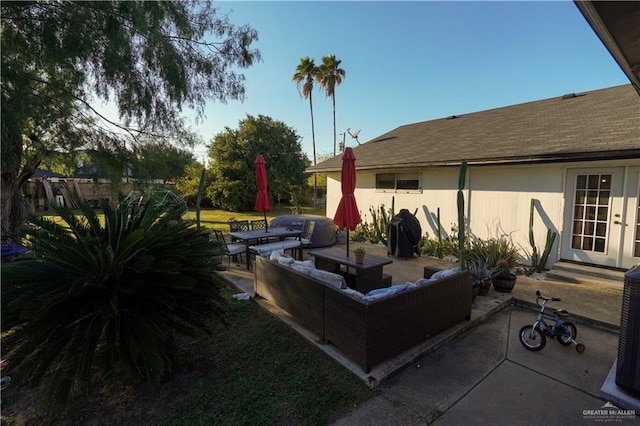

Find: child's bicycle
519;290;586;353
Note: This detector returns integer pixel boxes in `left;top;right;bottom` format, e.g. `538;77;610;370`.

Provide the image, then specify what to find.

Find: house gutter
306;149;640;173
574;1;640;96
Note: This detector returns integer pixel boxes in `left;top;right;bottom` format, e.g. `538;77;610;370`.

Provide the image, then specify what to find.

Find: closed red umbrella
254;154;271;231
333;147;361;256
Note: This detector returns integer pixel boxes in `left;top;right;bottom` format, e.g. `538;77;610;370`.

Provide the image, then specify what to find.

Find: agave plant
468;229;521;271
1;192;226;403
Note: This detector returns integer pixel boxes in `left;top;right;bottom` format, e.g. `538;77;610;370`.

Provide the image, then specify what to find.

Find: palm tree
292;56;319;199
1;190;227;403
318;54;346;156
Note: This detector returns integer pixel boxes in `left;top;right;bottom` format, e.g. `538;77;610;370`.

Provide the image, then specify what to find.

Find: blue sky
188;1;629;163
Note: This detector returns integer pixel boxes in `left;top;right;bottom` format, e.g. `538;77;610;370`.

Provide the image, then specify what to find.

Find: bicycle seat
554;309;569;318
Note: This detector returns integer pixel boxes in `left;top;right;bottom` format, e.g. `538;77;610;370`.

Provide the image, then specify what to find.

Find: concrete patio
216;241;639;423
217;240;625;379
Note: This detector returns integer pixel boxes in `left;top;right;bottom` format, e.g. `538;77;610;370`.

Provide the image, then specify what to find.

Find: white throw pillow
277;256;294;266
342;288;365;299
292;265;313;275
270;249;285;261
362;284;410;301
431;268;460;280
389;283;411;292
292;259;315;269
310;269;346;289
362;287;393;301
414;278;435;287
366;287;390;297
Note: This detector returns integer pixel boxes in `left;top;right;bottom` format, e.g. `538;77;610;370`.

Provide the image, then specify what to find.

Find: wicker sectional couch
254;256;473;373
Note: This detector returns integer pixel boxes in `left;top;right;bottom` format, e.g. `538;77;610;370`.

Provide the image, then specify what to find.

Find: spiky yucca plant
1;193;226;404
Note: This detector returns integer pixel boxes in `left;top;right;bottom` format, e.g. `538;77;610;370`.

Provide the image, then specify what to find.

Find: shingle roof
307;84;640;173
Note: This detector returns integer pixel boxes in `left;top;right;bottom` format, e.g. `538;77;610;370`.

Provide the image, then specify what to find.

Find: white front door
621;167;640;269
562;167;639;268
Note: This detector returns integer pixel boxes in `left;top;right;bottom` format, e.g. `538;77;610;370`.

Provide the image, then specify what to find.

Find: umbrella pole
346;229;349;256
264;212;268;232
345;229;349;278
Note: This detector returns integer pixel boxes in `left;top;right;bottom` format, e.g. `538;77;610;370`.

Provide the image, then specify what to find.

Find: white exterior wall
326;169;458;227
325;159;639;268
326;165;563;260
325;172;343;220
466;164;565;265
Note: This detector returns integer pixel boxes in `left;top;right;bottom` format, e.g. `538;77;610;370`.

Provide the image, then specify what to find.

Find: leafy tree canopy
132;141;195;182
207;115;310;211
175;161;214;206
1;0;260;242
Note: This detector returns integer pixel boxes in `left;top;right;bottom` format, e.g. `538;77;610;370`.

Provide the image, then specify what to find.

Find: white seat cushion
310;269;346;289
250;240;301;256
431;268;460;280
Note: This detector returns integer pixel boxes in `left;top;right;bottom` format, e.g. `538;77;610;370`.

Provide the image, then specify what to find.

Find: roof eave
306;149;640;173
574;0;640;96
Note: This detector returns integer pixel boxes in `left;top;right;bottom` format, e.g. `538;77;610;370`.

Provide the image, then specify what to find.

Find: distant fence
23;177;177;213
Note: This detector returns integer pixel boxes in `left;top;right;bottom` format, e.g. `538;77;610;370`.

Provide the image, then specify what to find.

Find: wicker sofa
254;256;473;373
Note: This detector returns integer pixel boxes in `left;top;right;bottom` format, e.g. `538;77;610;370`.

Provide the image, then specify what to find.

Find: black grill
387;209;422;259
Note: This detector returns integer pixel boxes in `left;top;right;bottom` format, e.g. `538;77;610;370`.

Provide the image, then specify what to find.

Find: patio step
547;261;625;285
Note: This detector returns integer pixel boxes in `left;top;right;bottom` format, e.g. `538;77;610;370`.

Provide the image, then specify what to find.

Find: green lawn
37;205;327;233
1;286;373;424
2;204;376;425
193;205;327;232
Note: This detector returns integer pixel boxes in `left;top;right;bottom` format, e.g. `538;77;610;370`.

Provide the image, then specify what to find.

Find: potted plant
492;258;517;293
468;259;492;297
353;246;366;264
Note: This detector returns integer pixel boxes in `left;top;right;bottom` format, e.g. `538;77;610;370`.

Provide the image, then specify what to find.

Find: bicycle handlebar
535;290;561;302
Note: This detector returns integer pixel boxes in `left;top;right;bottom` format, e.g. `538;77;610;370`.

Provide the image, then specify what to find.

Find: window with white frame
375;172;420;191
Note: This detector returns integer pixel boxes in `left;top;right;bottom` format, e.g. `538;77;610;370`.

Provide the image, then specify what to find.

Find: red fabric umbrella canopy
333;147;361;232
254;155;271;229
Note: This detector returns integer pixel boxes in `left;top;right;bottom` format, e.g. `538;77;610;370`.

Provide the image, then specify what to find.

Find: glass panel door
623;168;640;268
570;174;611;253
562;168;624;267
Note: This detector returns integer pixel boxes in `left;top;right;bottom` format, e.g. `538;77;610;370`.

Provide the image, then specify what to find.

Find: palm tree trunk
309;92;317;202
332;94;337;156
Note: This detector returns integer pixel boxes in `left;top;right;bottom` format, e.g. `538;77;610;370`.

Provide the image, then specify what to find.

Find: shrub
350;222;378;243
468;231;521;273
369;203;393;246
419;224;468;260
1;192;228;404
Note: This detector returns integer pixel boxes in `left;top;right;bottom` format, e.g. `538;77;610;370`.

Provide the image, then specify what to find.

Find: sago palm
318;54;346;156
1;192;227;403
293;56;319;199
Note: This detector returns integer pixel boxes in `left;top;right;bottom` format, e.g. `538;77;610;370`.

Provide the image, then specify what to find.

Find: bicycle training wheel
519;325;546;352
557;321;577;346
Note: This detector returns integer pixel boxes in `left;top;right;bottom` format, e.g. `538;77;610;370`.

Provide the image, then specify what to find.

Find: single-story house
307;84;640;270
308;1;640;271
